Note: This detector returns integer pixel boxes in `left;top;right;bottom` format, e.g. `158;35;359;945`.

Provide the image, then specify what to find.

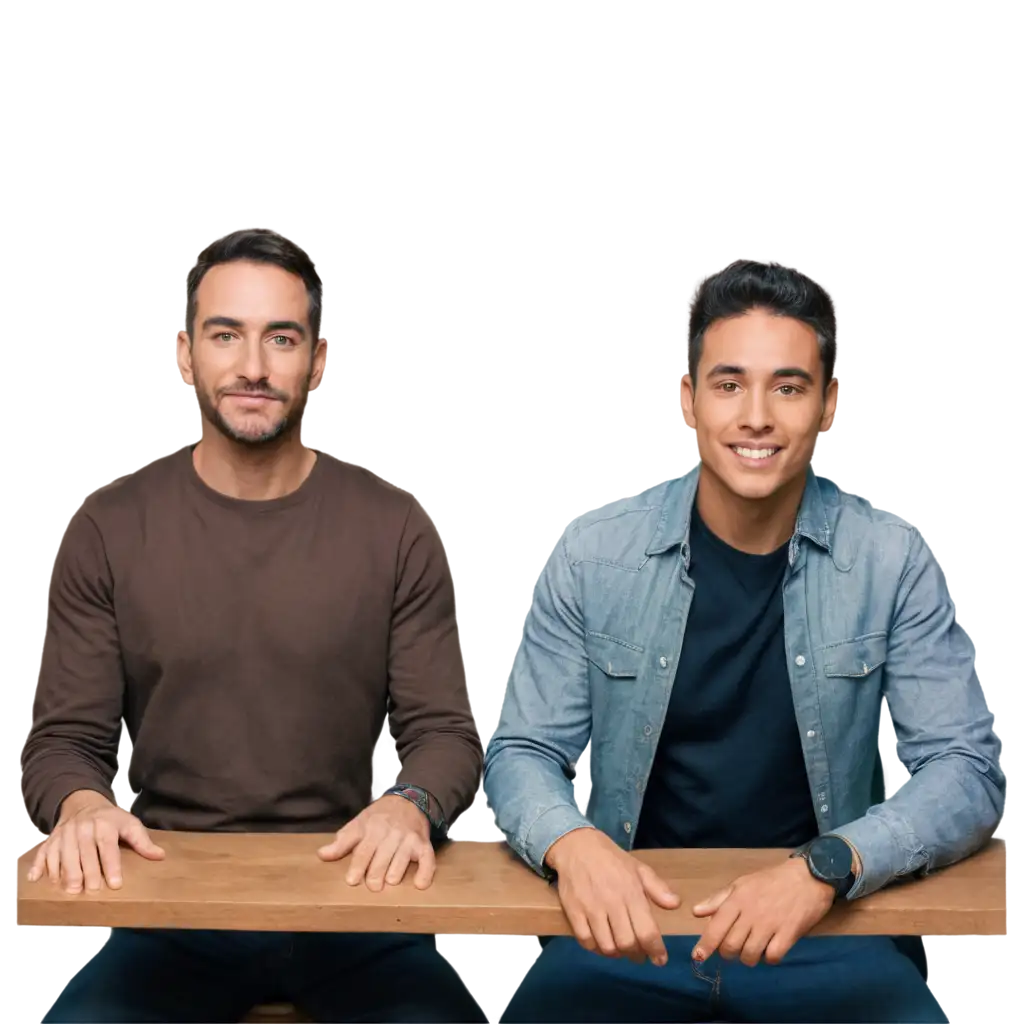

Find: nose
237;335;270;384
739;387;773;433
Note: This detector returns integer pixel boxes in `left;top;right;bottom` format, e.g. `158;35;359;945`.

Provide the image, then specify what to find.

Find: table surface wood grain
17;833;1005;936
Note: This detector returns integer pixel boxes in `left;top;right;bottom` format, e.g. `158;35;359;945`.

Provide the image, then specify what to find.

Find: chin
217;414;291;446
726;475;783;501
238;417;280;436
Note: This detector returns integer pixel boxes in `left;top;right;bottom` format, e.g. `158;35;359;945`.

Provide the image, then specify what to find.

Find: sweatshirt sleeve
386;498;482;828
21;509;124;834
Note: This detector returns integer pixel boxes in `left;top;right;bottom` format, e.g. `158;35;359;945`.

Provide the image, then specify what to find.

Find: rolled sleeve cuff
830;812;913;900
521;804;595;877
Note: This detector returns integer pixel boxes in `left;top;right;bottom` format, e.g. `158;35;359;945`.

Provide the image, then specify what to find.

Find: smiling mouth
730;445;781;461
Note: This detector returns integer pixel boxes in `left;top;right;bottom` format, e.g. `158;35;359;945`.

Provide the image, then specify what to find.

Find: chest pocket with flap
584;631;644;678
822;633;888;679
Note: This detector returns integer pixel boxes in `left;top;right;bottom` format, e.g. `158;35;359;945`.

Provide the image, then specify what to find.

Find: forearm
831;750;1005;898
395;727;483;828
483;738;593;875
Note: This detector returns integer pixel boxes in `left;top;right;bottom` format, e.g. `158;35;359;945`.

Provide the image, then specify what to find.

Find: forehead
702;309;821;372
195;261;309;325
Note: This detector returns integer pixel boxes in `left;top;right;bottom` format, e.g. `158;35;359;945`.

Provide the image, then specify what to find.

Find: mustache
217;381;290;401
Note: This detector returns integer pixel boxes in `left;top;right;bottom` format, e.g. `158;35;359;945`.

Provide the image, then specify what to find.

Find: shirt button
795;654;806;667
806;730;816;738
643;724;653;736
659;656;668;668
821;804;829;813
624;821;632;833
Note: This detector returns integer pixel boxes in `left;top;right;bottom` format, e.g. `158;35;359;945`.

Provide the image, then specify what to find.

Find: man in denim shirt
484;260;1004;1023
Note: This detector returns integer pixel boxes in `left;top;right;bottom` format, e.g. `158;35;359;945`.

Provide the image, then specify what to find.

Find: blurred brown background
0;9;1019;1024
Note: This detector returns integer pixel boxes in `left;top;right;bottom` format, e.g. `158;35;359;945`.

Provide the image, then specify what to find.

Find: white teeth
732;446;778;460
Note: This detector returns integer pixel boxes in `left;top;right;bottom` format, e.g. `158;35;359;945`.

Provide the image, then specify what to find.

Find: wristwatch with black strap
382;783;448;841
790;834;859;899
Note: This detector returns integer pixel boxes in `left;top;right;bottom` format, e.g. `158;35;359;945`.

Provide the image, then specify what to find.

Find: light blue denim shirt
483;465;1005;899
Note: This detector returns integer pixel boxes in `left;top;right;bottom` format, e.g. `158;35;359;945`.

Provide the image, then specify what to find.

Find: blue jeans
501;935;947;1023
42;928;486;1023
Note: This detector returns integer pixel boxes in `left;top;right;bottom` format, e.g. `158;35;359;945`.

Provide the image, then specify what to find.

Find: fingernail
109;876;122;887
655;955;667;967
692;947;705;961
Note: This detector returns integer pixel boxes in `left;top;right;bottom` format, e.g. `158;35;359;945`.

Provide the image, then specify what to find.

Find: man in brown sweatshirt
21;228;486;1023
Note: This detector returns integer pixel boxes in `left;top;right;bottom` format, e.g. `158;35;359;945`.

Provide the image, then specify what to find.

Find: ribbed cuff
37;777;116;834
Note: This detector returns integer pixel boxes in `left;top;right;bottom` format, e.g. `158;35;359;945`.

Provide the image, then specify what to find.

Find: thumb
693;884;733;916
121;820;165;859
317;826;359;862
639;865;681;909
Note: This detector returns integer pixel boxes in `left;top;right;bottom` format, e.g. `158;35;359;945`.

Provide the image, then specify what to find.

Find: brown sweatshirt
21;445;482;836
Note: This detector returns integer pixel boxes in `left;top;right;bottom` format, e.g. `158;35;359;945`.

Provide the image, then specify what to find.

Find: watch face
809;836;853;881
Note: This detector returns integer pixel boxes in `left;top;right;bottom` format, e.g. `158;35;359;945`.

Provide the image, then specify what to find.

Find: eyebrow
706;363;815;384
202;316;307;338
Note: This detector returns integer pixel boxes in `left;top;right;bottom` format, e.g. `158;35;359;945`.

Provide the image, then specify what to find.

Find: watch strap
382;784;448;840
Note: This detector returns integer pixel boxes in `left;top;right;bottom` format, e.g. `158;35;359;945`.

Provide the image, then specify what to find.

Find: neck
695;465;806;554
192;427;316;501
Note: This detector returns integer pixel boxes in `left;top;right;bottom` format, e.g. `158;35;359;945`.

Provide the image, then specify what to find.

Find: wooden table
17;833;1005;936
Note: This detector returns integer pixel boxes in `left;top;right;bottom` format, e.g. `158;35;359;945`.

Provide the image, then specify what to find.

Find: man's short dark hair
687;260;836;387
186;228;323;341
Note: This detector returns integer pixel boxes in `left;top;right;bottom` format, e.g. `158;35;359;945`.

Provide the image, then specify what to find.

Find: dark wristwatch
382;784;448;841
790;835;857;899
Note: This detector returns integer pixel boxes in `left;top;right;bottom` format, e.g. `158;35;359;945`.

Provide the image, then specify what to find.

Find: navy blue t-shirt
634;505;818;850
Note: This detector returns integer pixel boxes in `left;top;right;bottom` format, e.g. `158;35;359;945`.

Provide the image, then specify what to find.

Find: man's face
177;260;326;446
681;308;837;501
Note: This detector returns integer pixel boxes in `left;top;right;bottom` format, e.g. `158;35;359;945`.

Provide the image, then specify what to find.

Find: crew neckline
181;443;324;514
691;502;790;561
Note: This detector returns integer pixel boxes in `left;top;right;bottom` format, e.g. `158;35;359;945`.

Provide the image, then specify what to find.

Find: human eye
270;335;296;347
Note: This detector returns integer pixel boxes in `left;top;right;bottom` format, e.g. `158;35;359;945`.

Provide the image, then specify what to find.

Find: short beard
195;374;311;447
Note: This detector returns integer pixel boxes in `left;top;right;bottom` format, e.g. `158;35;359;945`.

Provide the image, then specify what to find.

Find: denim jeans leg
283;932;486;1023
501;935;715;1023
42;928;278;1023
717;935;947;1023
